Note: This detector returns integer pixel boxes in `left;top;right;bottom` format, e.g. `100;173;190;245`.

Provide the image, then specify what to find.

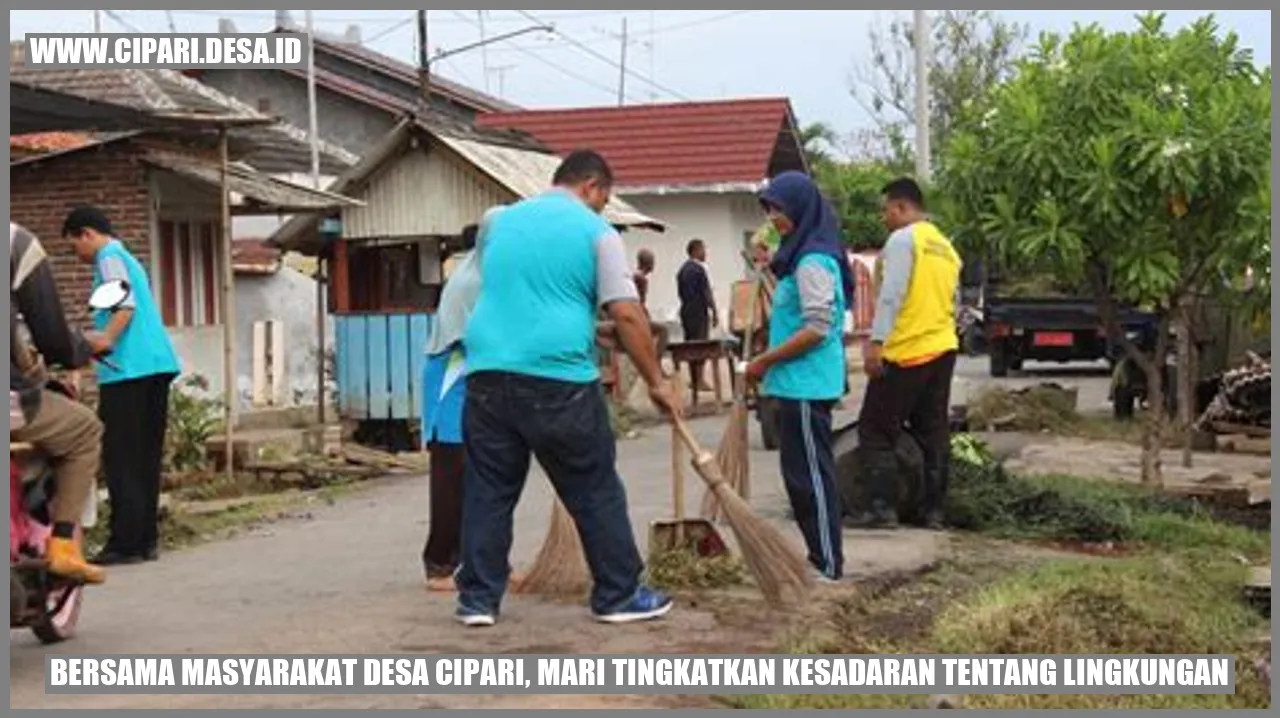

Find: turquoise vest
465;190;613;384
762;254;847;401
92;239;181;384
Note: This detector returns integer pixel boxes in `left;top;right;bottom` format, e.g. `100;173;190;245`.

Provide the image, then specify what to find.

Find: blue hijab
760;171;856;304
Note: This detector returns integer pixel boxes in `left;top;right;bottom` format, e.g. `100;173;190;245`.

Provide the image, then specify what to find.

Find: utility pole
417;10;430;106
92;10;101;33
478;10;491;93
648;11;657;104
913;9;931;183
617;17;628;106
305;11;320;188
305;10;325;426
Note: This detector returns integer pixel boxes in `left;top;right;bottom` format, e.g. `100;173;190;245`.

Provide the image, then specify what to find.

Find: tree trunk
1141;360;1166;486
1176;301;1196;469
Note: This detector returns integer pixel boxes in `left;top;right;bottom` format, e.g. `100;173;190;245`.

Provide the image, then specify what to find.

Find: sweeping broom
701;268;767;522
671;414;813;608
511;496;590;597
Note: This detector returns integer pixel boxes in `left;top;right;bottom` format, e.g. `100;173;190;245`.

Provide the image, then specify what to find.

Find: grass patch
84;482;362;555
946;436;1270;559
731;548;1271;709
645;548;746;591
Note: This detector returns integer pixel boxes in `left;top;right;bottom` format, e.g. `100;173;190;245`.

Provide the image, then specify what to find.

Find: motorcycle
10;279;130;644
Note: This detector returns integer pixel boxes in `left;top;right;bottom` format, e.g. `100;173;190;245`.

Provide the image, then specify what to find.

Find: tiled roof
10;131;99;153
476;98;805;189
232;238;283;275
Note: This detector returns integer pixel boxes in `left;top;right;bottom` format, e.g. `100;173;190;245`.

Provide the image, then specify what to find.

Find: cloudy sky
10;9;1272;137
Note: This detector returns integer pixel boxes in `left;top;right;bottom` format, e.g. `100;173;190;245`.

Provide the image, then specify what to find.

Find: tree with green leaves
938;13;1271;485
853;10;1029;166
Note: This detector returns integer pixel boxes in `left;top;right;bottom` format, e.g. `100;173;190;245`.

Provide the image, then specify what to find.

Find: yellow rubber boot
46;537;107;585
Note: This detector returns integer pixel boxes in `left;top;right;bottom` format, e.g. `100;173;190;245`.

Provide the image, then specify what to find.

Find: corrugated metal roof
11;79;211;135
9;60;357;174
141;150;364;214
268;118;666;255
476;98;807;191
435;134;664;231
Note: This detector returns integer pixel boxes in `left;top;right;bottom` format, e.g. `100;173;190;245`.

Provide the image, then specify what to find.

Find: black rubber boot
920;458;950;530
844;450;900;529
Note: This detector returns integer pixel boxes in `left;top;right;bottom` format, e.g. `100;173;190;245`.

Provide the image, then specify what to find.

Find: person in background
631;247;669;362
744;172;856;583
457;150;681;628
63;206;181;565
633;248;655;308
676;238;718;390
849;178;961;530
419;213;497;591
9;221;107;584
750;237;773;274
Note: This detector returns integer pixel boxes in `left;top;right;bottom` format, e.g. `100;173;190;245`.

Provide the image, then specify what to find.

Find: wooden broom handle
671;423;685;521
670;414;711;462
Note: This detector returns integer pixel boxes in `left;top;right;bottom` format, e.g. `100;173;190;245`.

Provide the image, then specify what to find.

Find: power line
102;10;145;34
168;9;634;25
365;14;415;44
485;10;756;55
169;10;414;25
447;10;619;99
515;9;689;102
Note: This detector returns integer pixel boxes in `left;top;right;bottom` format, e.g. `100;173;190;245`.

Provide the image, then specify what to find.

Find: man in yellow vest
850;178;962;530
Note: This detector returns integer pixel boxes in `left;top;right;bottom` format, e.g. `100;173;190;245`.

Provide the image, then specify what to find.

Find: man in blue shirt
63;206;181;566
458;151;680;627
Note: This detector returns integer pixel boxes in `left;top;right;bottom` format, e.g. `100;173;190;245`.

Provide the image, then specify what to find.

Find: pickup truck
984;295;1159;377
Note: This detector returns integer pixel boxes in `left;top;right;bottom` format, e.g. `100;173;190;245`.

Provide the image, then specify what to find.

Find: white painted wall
621;192;765;338
167;269;331;411
170;325;225;397
234;267;335;408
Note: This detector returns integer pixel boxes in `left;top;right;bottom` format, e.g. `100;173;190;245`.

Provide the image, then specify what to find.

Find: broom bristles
512;497;590;597
692;452;813;607
703;402;750;522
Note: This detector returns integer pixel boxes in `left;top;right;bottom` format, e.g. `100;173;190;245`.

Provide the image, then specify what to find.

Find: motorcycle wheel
30;583;83;644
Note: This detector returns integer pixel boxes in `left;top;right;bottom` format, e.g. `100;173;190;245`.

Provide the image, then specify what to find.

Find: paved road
10;354;1111;709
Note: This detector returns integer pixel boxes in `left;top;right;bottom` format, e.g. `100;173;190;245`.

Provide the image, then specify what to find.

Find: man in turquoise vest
459;151;680;628
64;206;181;566
745;171;856;583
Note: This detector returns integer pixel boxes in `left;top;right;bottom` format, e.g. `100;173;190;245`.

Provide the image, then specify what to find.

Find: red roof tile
10;131;97;152
476;98;802;189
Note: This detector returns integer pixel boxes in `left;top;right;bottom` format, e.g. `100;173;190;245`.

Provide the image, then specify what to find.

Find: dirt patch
818;542;1043;651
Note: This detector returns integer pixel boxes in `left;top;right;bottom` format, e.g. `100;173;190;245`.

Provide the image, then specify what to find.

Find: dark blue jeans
456;371;644;615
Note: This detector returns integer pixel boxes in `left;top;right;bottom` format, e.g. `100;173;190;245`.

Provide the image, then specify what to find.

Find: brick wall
10;141;152;328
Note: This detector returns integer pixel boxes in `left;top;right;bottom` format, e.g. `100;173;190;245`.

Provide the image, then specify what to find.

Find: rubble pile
1197;352;1271;431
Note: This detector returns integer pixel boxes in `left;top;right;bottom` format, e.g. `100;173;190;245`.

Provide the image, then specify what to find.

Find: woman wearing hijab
744;171;855;584
420;208;501;591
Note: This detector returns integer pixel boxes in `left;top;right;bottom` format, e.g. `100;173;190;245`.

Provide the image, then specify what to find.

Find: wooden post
316;257;326;424
219;128;237;479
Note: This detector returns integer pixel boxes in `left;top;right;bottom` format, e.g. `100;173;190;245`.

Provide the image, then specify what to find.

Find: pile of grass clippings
967;384;1080;432
646;548;746;591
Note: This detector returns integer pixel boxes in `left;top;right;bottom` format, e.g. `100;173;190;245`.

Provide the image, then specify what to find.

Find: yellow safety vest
883;221;962;364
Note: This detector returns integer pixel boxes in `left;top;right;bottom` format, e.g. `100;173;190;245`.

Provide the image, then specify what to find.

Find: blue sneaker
593;586;673;624
455;605;496;628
